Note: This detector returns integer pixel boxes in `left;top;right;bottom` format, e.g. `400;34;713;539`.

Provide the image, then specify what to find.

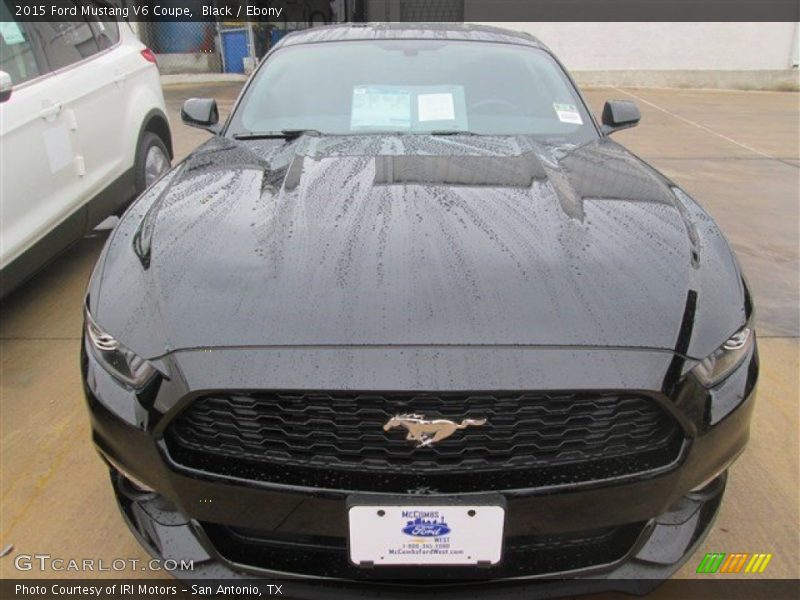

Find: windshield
227;40;598;144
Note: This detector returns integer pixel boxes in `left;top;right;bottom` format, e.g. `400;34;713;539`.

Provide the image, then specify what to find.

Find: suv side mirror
181;98;219;133
0;71;12;103
601;100;641;134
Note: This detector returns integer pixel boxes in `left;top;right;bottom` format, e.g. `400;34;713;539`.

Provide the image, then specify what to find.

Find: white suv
0;5;172;296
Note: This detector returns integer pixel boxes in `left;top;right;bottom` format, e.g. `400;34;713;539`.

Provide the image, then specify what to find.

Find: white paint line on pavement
613;88;782;162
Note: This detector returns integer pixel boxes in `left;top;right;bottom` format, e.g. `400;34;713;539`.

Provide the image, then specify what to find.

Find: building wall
483;22;798;71
474;22;800;89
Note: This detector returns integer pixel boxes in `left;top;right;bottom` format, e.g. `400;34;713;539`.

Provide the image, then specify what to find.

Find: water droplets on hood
100;133;743;360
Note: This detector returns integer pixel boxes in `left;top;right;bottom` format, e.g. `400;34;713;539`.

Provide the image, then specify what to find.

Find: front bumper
82;343;758;596
110;467;726;599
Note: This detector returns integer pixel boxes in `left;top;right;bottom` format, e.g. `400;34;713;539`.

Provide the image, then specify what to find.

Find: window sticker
418;93;456;122
0;22;25;45
553;103;583;125
351;86;412;130
351;85;468;132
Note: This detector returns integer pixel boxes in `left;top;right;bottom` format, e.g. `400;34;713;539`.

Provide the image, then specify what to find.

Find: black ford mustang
82;24;758;597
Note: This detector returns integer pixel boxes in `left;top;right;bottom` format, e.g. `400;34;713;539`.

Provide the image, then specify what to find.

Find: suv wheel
135;132;170;193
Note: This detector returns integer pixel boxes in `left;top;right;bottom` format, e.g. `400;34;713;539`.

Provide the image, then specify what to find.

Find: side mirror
0;71;12;103
601;100;641;134
181;98;219;133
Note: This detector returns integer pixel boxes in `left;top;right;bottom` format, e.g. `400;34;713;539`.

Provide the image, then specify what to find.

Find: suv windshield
227;40;598;144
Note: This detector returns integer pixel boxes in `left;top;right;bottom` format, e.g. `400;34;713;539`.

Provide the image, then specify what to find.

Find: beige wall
476;22;799;71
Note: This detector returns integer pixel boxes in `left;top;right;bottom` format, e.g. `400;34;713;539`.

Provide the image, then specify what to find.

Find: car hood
91;135;746;361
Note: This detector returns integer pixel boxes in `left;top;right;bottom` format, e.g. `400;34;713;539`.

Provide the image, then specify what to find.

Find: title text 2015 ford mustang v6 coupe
81;24;757;597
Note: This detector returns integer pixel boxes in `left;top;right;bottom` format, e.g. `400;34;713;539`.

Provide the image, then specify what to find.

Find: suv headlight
691;324;754;387
84;308;156;388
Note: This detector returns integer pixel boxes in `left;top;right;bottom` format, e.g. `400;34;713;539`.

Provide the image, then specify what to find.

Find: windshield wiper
234;129;483;139
426;130;483;136
233;129;322;140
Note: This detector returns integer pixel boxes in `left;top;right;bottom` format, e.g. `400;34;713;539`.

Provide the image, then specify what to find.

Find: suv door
33;14;128;225
0;5;87;278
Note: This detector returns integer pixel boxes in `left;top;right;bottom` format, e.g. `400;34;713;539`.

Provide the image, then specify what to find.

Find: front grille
201;520;647;579
164;391;684;492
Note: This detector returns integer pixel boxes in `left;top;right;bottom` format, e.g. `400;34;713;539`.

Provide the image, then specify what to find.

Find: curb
160;73;248;86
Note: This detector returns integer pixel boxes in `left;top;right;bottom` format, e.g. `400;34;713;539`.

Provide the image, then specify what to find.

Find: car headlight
691;324;754;387
84;308;157;389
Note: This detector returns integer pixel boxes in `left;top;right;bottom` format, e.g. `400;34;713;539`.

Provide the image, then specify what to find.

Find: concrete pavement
1;83;797;587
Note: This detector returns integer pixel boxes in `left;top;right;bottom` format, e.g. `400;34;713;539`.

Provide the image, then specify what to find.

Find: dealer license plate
348;503;505;566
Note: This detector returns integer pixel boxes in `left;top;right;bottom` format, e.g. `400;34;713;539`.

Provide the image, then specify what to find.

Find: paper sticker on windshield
418;93;456;122
351;86;411;130
554;103;583;125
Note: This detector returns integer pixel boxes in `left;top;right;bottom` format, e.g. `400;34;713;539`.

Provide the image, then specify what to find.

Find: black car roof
278;22;546;50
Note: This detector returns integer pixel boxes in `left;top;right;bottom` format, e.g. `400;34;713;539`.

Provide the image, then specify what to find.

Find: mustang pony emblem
383;413;487;448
